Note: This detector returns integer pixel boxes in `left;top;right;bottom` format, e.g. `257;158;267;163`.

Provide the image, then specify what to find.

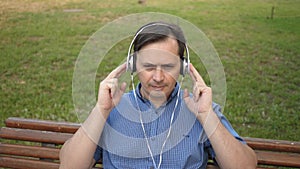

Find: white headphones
126;23;190;76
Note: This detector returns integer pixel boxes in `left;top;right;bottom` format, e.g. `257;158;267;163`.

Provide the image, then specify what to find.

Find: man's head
131;22;188;103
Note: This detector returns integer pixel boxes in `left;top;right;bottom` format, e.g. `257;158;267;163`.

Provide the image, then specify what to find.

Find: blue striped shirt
94;83;244;169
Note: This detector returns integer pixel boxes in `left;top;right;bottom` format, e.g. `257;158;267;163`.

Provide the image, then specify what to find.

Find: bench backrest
0;118;77;169
1;117;300;169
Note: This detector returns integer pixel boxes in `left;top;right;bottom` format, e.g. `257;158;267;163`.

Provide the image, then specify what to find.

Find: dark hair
133;22;186;59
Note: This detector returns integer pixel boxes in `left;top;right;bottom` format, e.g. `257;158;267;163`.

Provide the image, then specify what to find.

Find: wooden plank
244;137;300;153
0;143;60;159
5;117;80;133
0;156;59;169
255;150;300;167
5;118;299;152
0;156;103;169
0;127;72;144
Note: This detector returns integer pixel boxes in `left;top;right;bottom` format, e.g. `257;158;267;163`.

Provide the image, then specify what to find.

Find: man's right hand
59;63;127;169
97;63;127;118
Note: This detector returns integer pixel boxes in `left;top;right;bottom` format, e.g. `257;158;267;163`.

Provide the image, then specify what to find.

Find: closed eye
161;64;175;71
142;64;176;72
143;64;156;71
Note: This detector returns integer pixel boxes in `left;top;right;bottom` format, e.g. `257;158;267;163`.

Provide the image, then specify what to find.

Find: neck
140;88;168;108
149;97;166;108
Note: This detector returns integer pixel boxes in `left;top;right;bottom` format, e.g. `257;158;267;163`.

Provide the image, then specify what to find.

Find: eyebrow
142;63;176;67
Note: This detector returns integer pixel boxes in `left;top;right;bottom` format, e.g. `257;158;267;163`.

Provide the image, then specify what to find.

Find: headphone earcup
180;59;184;75
127;53;136;73
180;57;189;76
180;57;186;75
132;53;136;72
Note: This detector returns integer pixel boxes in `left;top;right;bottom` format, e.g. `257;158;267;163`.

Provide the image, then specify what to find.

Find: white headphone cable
131;74;184;169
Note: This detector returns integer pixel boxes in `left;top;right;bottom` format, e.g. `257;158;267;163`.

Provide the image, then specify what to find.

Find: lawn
0;0;299;141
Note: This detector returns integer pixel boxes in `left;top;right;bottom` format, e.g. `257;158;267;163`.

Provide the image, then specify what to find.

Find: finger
121;81;127;90
183;88;189;99
193;83;207;102
109;80;127;98
106;62;127;79
193;85;200;102
112;82;127;106
189;63;197;82
107;79;118;98
114;82;126;101
189;63;206;86
100;78;118;98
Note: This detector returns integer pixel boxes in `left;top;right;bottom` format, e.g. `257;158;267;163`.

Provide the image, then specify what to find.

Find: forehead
138;38;179;60
137;49;180;65
138;37;179;57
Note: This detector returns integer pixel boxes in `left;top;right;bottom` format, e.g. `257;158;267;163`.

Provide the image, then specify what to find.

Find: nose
152;67;164;82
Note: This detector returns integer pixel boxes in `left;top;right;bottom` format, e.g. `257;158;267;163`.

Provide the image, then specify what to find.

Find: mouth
150;85;165;91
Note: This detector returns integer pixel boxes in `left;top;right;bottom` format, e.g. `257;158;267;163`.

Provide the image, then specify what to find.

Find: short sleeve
93;145;102;162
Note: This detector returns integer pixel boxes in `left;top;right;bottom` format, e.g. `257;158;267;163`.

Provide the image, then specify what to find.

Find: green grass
0;0;299;141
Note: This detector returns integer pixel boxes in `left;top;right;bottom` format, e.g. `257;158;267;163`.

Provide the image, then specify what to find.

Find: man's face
136;37;181;101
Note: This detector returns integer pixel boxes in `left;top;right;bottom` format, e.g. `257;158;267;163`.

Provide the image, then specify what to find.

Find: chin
149;91;167;99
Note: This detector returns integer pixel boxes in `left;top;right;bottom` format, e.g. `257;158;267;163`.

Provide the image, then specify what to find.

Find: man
59;22;257;169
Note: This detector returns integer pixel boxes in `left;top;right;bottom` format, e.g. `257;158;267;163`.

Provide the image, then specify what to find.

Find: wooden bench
1;117;300;169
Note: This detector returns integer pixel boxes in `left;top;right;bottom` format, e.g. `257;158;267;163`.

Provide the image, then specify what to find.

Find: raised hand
97;63;127;118
183;63;213;122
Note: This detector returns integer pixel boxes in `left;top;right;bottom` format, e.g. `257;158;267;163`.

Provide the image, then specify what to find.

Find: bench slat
0;156;59;169
0;143;60;159
255;150;300;167
0;127;72;144
0;157;104;169
245;137;300;153
6;118;300;153
5;117;80;133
